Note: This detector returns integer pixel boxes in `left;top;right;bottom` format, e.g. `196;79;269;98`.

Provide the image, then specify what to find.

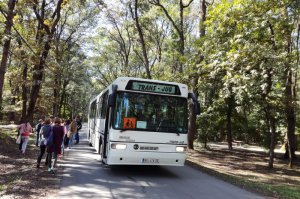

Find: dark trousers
36;133;39;147
75;130;79;143
18;140;23;151
64;136;69;146
17;130;22;151
37;145;46;165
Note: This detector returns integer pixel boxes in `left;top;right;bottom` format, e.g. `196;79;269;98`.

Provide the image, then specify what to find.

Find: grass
229;176;300;199
187;145;300;199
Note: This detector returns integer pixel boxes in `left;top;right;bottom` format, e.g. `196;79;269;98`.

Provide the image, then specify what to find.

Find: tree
0;0;17;119
150;0;199;149
129;0;152;79
51;1;102;117
203;0;299;168
149;0;193;73
187;0;209;149
25;0;64;122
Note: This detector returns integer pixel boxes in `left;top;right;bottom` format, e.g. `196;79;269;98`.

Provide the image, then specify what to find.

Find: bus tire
98;139;102;155
99;139;106;164
88;130;92;146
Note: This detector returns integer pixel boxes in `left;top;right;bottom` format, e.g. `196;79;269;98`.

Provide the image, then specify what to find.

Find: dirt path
0;127;61;199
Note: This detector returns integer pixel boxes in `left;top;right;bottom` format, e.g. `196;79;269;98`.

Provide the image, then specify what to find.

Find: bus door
88;100;97;145
99;91;109;160
103;84;118;163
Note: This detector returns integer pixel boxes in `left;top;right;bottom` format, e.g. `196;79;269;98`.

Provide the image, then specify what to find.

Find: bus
88;77;199;166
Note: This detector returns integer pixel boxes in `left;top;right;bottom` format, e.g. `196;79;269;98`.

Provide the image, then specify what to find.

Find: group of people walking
16;116;82;174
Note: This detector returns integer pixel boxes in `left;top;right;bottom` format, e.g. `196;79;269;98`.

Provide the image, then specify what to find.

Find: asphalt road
52;124;265;199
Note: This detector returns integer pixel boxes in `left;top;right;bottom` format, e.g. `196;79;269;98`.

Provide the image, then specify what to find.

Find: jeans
75;130;79;143
47;152;58;169
68;134;74;148
21;136;29;153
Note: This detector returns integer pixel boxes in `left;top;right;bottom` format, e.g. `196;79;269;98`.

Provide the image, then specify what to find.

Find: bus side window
91;101;96;119
101;91;109;119
97;97;102;118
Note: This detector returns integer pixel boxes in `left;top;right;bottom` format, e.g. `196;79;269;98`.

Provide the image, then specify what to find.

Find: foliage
0;0;299;160
196;0;299;151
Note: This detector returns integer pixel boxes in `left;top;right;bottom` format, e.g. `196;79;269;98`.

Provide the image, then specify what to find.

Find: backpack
45;126;54;147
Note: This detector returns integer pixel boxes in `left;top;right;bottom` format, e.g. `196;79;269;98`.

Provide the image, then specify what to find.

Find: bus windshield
113;92;188;134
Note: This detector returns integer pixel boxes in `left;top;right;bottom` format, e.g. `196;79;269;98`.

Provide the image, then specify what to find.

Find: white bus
88;77;199;166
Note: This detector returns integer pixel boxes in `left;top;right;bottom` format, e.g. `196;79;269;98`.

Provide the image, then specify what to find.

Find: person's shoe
36;164;40;168
50;170;55;174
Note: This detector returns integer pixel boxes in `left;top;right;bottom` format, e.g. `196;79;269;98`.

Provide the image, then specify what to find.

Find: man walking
75;116;82;144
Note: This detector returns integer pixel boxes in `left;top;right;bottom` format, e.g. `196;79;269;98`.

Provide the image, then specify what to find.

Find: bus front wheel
99;139;105;164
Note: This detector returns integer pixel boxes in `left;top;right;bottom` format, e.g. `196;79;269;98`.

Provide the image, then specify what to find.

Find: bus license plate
141;158;159;164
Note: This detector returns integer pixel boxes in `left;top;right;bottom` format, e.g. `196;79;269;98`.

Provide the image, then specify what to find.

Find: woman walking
36;118;51;168
17;120;33;154
47;118;64;174
67;119;77;149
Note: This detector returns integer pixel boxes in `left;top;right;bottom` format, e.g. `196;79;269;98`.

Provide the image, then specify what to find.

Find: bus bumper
106;149;187;166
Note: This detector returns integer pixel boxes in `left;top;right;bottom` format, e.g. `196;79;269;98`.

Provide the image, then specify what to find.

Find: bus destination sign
131;82;176;94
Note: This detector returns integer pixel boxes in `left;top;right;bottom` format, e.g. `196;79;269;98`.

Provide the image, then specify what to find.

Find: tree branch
149;0;181;35
33;0;50;34
182;0;193;8
50;0;64;34
0;6;8;18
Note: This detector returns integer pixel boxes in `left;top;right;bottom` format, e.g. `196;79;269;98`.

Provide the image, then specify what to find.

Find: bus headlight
176;146;187;152
111;143;127;150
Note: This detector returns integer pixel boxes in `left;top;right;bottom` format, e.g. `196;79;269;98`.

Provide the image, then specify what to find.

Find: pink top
18;123;33;137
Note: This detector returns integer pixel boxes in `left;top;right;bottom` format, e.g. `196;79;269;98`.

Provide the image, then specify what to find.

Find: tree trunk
268;108;276;169
59;80;68;117
0;0;17;119
188;100;196;149
226;106;233;150
178;0;185;73
26;41;51;121
52;77;60;117
131;0;152;79
262;66;276;168
285;70;296;168
187;0;207;149
20;64;28;123
225;92;234;150
8;75;18;121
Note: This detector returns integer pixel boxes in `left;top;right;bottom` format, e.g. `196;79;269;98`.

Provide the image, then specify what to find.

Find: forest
0;0;299;169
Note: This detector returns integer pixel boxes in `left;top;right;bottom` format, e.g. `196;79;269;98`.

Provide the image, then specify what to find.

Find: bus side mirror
108;84;118;107
188;92;200;115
